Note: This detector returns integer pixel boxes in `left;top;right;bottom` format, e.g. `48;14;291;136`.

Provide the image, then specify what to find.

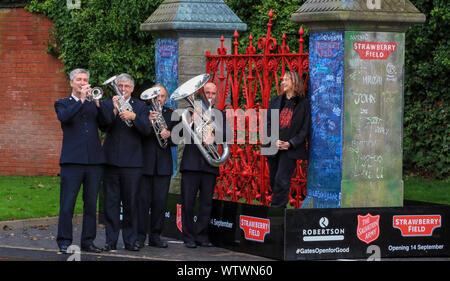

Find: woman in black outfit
265;71;310;208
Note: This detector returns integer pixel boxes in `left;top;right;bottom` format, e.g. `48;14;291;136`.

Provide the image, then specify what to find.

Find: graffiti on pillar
155;38;178;109
155;38;179;175
342;31;404;207
307;31;344;208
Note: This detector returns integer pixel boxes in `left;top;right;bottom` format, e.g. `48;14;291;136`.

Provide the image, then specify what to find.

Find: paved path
0;217;272;261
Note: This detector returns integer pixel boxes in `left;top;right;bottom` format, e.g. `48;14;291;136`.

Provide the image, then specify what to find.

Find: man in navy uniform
100;73;151;252
180;82;226;248
137;85;176;249
54;68;105;254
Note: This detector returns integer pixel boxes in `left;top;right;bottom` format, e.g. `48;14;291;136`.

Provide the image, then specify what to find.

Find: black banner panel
285;206;449;260
162;194;449;260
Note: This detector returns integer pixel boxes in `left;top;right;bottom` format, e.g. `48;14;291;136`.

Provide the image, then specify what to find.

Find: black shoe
103;244;117;252
184;241;197;248
81;244;102;253
196;241;213;247
125;244;140;251
59;245;69;254
149;239;168;248
135;240;144;249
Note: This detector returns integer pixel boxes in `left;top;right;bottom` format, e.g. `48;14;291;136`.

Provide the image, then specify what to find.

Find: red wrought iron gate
206;10;309;208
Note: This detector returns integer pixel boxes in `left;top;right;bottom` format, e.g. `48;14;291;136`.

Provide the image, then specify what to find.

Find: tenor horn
141;86;169;149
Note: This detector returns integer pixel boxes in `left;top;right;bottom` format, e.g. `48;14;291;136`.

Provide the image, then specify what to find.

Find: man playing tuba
179;82;228;248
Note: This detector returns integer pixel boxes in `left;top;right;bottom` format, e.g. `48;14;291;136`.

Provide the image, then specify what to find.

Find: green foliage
25;0;163;94
226;0;307;54
404;0;449;178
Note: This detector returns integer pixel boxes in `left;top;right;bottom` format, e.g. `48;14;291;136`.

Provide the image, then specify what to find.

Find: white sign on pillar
366;0;381;10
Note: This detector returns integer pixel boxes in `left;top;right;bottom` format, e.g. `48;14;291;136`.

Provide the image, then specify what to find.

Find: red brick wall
0;8;69;176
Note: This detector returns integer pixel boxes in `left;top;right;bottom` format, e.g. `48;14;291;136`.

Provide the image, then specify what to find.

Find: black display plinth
161;193;449;260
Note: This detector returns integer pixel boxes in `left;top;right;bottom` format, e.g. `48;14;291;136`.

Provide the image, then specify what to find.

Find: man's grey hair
116;73;135;87
69;68;90;81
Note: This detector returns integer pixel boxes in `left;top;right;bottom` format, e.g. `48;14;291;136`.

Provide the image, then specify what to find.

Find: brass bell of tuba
170;74;230;167
102;75;134;127
141;86;169;149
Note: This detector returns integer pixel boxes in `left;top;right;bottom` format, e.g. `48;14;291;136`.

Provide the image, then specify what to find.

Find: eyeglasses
118;84;132;89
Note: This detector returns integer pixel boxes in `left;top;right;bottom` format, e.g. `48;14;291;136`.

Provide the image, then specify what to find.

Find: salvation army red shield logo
176;204;182;232
357;213;380;244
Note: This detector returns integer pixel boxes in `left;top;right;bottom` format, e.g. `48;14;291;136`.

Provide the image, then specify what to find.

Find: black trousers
181;171;217;244
266;150;297;208
57;164;103;248
103;165;141;247
137;174;171;243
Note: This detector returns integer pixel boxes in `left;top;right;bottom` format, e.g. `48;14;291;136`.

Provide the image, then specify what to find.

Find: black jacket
141;105;177;176
55;94;106;165
265;93;310;160
100;97;151;167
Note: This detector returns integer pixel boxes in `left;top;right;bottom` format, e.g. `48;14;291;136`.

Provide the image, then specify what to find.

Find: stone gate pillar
140;0;246;193
292;0;425;208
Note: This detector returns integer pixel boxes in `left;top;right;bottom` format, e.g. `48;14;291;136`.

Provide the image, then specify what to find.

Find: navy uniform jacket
100;97;151;168
142;105;177;176
54;95;106;165
180;106;228;176
265;93;310;160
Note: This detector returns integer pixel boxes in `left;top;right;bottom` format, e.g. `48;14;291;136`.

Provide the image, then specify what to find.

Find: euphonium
170;74;230;167
140;87;169;149
102;75;134;127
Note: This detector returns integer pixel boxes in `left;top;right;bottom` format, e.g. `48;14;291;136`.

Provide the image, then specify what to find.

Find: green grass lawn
403;176;450;205
0;175;448;221
0;176;83;221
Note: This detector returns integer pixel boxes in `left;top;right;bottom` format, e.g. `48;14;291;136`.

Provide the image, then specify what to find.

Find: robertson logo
357;213;380;244
239;215;270;243
393;215;441;237
353;41;397;60
176;204;182;233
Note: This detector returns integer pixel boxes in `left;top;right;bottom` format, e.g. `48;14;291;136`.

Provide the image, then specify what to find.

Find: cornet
86;87;103;102
170;74;230;167
141;87;169;149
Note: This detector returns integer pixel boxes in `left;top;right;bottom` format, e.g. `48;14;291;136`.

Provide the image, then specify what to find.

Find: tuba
102;75;134;127
140;87;169;149
170;74;230;167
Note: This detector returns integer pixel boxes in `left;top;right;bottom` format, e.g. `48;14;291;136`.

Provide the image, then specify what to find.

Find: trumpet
141;87;169;149
102;75;134;127
170;74;230;167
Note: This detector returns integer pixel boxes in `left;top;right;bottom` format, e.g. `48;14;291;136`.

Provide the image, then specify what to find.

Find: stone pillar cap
140;0;247;37
291;0;426;32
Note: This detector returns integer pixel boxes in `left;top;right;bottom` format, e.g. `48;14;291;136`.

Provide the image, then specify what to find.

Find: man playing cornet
54;68;106;254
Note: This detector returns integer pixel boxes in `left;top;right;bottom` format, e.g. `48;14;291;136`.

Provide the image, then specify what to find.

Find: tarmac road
0;216;272;262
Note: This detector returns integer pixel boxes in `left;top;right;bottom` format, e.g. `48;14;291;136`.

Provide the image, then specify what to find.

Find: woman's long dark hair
284;71;305;98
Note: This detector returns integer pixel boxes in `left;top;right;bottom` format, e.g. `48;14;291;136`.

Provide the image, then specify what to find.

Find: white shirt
71;93;80;102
